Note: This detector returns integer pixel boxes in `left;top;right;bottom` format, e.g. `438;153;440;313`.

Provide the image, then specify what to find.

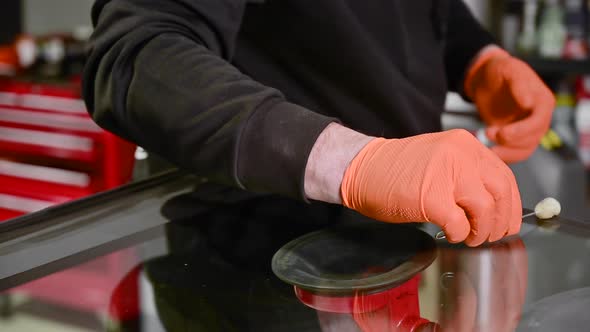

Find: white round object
134;147;148;160
534;197;561;219
16;38;37;68
43;38;65;64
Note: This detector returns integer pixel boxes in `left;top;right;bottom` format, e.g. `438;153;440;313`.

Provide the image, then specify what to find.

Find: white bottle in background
575;77;590;168
518;0;539;56
553;82;577;149
538;0;567;58
576;99;590;168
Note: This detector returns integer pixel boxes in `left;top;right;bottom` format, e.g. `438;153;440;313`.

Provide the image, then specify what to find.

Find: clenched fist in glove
340;129;521;247
305;124;522;247
465;46;556;163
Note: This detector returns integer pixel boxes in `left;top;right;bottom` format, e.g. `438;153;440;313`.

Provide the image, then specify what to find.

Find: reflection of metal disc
271;222;437;296
517;288;590;332
294;284;392;313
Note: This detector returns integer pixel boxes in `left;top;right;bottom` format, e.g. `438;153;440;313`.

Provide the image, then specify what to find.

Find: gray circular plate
271;222;437;296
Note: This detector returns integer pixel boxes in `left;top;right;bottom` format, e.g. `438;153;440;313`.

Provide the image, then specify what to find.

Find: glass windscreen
1;191;589;332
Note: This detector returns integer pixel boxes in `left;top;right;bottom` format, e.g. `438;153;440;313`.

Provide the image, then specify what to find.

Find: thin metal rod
522;211;536;218
435;231;446;240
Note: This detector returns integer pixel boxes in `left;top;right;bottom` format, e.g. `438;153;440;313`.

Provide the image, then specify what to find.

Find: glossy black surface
0;173;589;331
0;170;194;289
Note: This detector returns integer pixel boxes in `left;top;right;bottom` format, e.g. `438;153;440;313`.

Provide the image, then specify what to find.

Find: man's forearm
85;0;338;199
304;123;374;204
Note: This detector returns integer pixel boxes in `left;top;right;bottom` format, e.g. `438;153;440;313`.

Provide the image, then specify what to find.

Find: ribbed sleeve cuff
236;101;338;200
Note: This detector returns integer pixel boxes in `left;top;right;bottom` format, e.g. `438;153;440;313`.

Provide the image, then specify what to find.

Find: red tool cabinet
0;78;138;323
0;78;136;220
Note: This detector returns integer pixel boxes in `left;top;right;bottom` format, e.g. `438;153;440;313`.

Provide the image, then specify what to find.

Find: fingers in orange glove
429;202;471;244
466;47;555;163
488;94;554;147
480;167;512;242
497;71;554;141
340;129;522;246
508;173;523;236
454;181;495;247
489;95;554;163
480;147;522;240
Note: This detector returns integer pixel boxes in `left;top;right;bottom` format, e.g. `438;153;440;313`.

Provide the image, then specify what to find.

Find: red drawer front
0;177;91;203
0;81;82;102
0;80;136;222
0;158;93;199
0;159;93;222
0;106;102;135
0;126;98;163
0;207;25;220
0;193;56;216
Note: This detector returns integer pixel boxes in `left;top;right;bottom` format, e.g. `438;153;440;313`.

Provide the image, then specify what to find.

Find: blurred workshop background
0;0;589;331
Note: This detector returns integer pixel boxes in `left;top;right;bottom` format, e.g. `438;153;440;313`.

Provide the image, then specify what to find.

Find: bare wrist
304;123;374;204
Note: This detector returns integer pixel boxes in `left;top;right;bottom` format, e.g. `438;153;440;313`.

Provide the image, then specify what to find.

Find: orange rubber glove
340;129;521;247
465;47;555;163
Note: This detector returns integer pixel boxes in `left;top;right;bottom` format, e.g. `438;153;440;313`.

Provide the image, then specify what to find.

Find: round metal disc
271;222;437;296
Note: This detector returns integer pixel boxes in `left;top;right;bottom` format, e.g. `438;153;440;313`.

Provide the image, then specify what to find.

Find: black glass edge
0;169;189;234
0;225;165;291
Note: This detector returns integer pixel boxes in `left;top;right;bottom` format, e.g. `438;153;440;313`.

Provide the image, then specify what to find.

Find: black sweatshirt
83;0;494;201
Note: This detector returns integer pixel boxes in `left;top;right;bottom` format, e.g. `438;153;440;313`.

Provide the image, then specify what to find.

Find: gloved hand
465;47;555;163
340;129;521;247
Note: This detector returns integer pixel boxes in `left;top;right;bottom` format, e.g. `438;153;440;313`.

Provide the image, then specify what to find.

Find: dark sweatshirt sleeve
443;0;496;93
83;0;337;199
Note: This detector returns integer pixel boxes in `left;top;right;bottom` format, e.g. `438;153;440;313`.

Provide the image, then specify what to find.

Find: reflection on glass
294;237;528;332
0;247;143;332
1;193;590;332
310;275;433;332
437;238;528;332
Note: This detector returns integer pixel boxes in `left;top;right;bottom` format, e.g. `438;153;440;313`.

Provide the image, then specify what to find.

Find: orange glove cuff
464;47;511;99
340;137;389;212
